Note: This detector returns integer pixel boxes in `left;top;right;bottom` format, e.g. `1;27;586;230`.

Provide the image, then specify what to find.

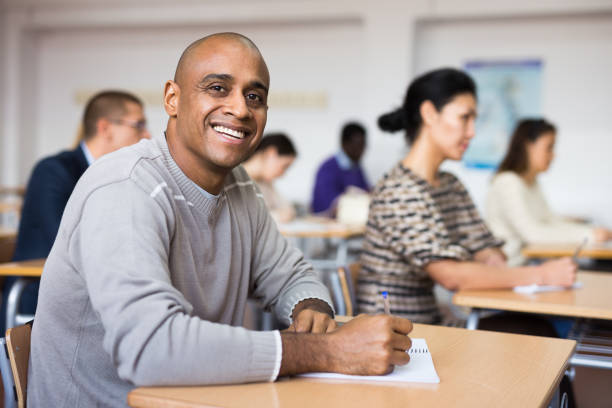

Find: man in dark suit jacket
2;90;150;331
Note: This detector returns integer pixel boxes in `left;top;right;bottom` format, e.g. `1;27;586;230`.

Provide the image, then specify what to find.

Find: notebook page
513;281;583;294
299;338;440;383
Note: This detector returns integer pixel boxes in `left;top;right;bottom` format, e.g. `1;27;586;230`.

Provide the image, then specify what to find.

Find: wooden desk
0;259;44;330
453;271;612;370
278;217;364;240
0;259;45;278
0;227;16;241
128;323;574;408
522;243;612;260
453;272;612;321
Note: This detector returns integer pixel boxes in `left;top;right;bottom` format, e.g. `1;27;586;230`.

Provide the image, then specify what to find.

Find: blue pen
381;291;390;315
572;237;588;263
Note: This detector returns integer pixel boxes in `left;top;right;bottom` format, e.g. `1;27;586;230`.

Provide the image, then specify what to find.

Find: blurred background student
243;133;298;224
311;122;370;215
1;90;150;333
486;118;612;266
357;68;576;331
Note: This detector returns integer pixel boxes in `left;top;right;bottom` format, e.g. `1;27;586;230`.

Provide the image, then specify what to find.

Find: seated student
311;122;370;214
357;68;576;326
486;118;612;266
242;133;297;223
28;33;413;407
1;90;150;332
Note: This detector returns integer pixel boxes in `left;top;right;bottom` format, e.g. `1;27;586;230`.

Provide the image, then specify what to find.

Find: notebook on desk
513;281;583;294
299;338;440;384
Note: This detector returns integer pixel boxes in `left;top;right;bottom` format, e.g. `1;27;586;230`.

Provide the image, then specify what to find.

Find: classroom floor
574;366;612;408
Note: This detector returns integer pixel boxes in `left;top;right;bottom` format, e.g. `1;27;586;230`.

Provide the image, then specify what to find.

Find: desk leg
260;311;274;331
5;277;35;330
547;386;569;408
336;239;348;268
327;270;346;316
465;309;481;330
569;353;612;369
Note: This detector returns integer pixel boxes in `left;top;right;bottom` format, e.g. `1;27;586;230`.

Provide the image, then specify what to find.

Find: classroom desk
127;323;575;408
522;243;612;260
453;271;612;370
279;217;365;315
0;227;16;241
278;217;364;267
0;259;45;329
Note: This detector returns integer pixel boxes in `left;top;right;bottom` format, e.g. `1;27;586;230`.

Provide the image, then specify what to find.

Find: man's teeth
213;125;245;139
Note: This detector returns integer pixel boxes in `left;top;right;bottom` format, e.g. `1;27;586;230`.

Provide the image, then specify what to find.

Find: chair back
0;337;17;408
337;263;360;316
6;321;32;408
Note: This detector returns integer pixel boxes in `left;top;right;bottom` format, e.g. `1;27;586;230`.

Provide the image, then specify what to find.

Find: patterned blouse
357;163;503;324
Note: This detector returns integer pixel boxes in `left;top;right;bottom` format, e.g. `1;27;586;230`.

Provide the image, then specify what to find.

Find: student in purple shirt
311;122;370;214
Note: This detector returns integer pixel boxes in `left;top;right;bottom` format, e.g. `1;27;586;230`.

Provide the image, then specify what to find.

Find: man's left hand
288;298;336;334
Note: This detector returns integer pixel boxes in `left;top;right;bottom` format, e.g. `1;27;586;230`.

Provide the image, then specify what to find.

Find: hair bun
377;108;405;133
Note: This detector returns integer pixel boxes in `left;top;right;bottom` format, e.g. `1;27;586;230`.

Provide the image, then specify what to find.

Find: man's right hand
538;257;577;287
326;314;413;375
278;314;413;377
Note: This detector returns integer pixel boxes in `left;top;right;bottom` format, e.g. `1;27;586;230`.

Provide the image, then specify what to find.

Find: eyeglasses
110;118;148;132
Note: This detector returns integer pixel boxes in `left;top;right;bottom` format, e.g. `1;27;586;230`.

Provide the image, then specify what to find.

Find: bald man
28;33;413;407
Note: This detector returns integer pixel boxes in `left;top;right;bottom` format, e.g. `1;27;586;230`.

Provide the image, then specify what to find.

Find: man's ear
96;118;113;141
419;100;438;127
164;80;180;117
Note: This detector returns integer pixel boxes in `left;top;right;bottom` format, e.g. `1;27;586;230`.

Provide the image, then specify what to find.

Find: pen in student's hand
572;237;588;263
381;291;390;315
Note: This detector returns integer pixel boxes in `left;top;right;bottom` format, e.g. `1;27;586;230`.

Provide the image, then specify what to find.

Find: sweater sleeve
69;180;279;386
249;190;335;325
489;173;594;243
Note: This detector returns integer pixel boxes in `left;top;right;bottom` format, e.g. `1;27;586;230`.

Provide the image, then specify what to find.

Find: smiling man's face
165;36;270;189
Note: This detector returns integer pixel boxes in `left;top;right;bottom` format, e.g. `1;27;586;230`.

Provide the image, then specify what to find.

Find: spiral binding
408;347;428;354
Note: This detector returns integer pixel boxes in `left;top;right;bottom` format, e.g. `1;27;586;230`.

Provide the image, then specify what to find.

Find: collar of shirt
80;141;95;166
191;181;219;199
335;149;356;170
160;131;218;199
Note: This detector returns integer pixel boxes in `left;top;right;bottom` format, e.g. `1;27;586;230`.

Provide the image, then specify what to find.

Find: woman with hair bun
486;118;612;266
357;68;577;327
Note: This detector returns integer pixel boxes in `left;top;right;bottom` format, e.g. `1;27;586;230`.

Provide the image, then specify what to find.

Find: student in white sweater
486;118;612;266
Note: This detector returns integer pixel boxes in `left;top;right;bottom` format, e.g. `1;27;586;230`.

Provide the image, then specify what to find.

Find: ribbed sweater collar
156;135;226;217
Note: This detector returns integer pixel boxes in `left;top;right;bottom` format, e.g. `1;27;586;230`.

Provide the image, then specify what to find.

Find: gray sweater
27;137;333;407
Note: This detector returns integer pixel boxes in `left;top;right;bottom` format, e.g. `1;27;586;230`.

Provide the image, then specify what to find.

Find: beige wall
2;0;612;222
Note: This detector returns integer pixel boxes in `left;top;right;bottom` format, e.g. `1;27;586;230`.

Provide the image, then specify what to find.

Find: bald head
163;32;270;193
174;33;266;86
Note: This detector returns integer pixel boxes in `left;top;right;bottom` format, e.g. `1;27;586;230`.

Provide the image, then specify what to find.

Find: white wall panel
35;21;365;204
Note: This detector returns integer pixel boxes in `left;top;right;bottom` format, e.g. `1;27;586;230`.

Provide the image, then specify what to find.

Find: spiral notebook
299;338;439;383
